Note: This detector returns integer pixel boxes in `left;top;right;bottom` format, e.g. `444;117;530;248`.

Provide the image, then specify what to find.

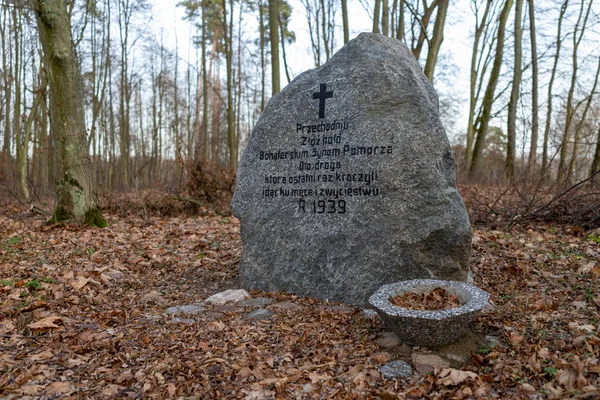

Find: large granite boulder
232;33;471;305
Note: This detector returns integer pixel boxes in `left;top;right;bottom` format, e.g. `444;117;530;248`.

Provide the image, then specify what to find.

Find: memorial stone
232;33;471;305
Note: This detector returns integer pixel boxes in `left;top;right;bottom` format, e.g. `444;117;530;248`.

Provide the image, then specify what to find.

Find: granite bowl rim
368;278;490;319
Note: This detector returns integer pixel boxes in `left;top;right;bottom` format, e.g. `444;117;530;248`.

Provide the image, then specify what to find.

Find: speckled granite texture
232;33;471;305
368;279;490;346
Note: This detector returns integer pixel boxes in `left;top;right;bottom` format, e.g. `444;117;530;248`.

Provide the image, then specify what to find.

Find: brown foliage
188;159;236;216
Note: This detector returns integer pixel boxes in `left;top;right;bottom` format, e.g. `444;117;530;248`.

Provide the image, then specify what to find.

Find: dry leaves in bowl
389;287;464;311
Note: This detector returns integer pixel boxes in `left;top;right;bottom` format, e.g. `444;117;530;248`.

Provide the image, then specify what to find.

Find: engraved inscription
258;83;394;215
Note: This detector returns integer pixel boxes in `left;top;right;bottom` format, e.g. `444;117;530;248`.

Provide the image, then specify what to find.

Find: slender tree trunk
259;1;266;110
223;0;237;169
279;12;292;83
202;1;209;159
341;0;349;43
382;0;389;36
568;57;600;181
269;0;280;95
541;1;567;177
373;0;381;33
34;0;106;226
423;0;448;82
505;0;523;180
527;0;538;171
1;6;11;156
465;0;492;169
469;0;514;178
558;0;592;184
396;0;404;41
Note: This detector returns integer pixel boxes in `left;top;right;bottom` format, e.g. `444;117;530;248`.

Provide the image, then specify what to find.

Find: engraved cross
312;83;333;119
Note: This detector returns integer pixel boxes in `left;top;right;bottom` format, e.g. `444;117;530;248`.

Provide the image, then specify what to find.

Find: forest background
1;0;600;226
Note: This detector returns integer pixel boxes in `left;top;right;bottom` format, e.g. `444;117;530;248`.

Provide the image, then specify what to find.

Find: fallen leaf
70;276;89;290
19;385;44;395
28;350;54;361
167;383;176;397
45;381;74;396
27;316;62;330
438;368;478;386
509;332;525;346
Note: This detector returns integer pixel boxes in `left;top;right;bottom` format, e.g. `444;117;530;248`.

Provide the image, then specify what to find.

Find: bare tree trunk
396;0;404;41
423;0;448;82
465;0;492;169
13;7;24;197
469;0;514;178
541;1;567;177
1;5;11;156
527;0;538;171
202;0;209;158
382;0;389;36
505;0;523;180
558;0;592;184
269;0;280;95
223;0;237;169
34;0;106;226
373;0;381;33
568;57;600;181
259;1;266;110
341;0;349;43
279;11;292;83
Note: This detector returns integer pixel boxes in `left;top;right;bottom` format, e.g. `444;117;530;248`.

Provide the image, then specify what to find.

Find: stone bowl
368;279;490;347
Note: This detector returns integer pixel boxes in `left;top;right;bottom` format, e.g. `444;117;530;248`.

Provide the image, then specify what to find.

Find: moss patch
49;205;71;224
85;207;108;228
48;206;108;228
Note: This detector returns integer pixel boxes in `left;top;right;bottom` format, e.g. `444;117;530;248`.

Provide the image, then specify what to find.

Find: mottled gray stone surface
165;304;204;315
379;360;413;379
246;308;274;320
239;297;274;307
368;279;490;346
232;33;471;305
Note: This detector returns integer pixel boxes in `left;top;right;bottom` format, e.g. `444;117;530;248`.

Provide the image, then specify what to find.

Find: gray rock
369;279;490;347
239;297;274;307
379;360;413;379
165;304;204;315
232;33;471;306
205;289;250;305
246;308;274;320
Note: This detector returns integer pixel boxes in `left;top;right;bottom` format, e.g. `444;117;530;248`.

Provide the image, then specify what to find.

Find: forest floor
1;196;599;399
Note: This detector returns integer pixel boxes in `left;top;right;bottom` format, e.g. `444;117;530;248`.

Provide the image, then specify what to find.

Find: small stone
246;308;274;320
205;289;250;305
165;304;204;315
239;297;274;307
142;290;165;304
379;360;413;379
412;353;450;375
171;317;194;324
268;302;302;311
374;331;401;348
107;270;125;280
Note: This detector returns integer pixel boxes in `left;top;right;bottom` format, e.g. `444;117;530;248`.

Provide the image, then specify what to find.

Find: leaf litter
1;203;599;398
